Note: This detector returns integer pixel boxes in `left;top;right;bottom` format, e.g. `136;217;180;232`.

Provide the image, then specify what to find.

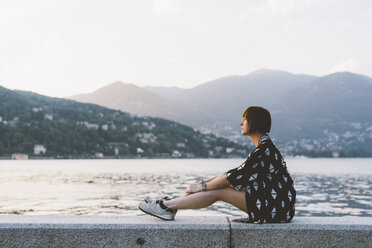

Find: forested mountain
69;69;372;157
0;85;248;158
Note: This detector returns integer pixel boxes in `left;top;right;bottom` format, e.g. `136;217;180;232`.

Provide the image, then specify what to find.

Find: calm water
0;158;371;218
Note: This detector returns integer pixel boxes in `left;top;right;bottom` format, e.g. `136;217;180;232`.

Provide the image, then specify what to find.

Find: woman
139;106;296;223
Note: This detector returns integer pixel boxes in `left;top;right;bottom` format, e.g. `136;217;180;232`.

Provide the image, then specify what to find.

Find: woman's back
226;134;296;223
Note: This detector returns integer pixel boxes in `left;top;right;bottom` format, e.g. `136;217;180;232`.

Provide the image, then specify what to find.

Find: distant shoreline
1;155;372;160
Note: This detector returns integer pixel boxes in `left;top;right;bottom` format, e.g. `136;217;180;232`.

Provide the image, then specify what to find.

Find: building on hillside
95;152;104;158
226;147;234;153
172;150;182;158
176;142;185;148
76;121;99;130
8;117;19;127
214;146;223;153
34;144;47;155
44;114;53;120
11;153;29;160
108;142;129;156
32;107;43;112
332;152;340;158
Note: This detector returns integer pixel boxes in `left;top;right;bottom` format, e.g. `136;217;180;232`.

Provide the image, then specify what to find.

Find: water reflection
0;160;371;217
294;174;372;216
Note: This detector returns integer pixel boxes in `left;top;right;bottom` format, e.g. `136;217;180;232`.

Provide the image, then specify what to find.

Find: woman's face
240;118;249;136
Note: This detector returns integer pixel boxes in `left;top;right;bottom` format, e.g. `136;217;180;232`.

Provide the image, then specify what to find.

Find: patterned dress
225;134;296;223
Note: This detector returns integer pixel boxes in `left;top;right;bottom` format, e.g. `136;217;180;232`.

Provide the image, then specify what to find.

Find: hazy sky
1;0;371;97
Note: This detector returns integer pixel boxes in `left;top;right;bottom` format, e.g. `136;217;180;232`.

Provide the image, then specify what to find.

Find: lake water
0;158;371;218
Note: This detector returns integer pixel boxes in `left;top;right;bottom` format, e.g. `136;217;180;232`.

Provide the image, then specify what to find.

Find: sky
0;0;371;97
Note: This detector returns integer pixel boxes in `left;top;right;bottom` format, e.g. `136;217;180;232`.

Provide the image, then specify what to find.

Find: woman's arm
197;176;217;184
185;174;231;195
206;174;230;190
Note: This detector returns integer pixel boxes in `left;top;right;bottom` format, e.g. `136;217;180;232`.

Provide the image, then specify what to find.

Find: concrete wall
0;215;371;248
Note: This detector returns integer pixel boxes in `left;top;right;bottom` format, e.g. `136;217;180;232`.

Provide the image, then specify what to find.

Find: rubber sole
138;205;175;221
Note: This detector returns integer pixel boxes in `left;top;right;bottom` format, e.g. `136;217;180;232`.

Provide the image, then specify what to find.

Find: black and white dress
225;134;296;223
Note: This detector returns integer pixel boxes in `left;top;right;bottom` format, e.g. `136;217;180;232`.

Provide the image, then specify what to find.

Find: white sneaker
144;195;170;204
138;200;177;220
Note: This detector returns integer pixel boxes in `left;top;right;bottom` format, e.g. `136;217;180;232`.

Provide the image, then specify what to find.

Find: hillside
71;70;315;136
68;69;372;157
168;69;316;135
69;81;210;127
0;85;248;158
271;72;372;156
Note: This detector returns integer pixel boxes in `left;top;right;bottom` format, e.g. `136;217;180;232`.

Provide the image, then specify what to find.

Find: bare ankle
163;200;170;208
163;200;175;209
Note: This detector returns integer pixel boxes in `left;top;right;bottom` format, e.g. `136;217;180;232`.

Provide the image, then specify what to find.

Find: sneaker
138;200;177;220
144;195;170;204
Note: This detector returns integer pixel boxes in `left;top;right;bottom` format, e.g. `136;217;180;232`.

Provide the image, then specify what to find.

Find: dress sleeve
225;167;243;190
225;148;263;190
225;158;251;191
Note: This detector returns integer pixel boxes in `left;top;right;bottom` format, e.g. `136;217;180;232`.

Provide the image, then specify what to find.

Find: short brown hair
242;106;271;134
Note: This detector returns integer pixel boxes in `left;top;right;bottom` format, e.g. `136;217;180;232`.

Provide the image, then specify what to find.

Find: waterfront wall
0;215;370;248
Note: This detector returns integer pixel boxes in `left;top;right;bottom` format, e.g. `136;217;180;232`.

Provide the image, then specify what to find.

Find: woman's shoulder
256;135;284;160
247;146;265;162
246;134;283;161
255;134;272;151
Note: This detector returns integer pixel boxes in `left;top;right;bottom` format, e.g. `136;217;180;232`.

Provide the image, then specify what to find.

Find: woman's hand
185;174;229;196
185;183;202;196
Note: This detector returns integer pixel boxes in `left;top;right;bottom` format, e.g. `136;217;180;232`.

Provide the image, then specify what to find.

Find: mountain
271;72;372;155
144;71;372;156
69;81;210;127
144;86;185;101
67;69;372;156
164;69;316;135
0;85;247;158
71;70;315;136
70;81;172;113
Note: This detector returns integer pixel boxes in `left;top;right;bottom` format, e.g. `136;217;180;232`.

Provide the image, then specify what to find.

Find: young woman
139;106;296;223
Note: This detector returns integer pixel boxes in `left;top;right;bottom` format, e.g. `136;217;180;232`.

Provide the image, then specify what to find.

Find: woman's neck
249;133;265;147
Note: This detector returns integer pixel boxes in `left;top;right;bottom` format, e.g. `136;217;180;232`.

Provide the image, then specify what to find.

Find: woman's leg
163;187;248;213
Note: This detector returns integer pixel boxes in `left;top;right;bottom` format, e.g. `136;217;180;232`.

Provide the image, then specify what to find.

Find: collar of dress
258;133;270;146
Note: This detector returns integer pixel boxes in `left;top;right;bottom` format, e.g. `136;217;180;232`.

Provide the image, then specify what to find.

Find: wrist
201;181;207;191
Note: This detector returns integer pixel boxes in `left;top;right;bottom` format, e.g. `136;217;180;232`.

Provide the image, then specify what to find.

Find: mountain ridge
68;81;211;127
68;69;372;156
0;85;247;158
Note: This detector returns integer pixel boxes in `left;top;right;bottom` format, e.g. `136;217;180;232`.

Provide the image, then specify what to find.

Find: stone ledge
0;215;371;248
231;217;371;248
0;216;229;248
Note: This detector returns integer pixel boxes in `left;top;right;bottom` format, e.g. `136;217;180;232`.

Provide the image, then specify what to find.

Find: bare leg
163;187;248;213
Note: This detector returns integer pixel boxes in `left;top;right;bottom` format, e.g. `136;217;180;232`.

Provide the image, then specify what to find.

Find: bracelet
201;181;207;191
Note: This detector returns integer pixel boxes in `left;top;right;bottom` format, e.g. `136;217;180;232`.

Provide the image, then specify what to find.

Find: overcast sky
1;0;371;97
